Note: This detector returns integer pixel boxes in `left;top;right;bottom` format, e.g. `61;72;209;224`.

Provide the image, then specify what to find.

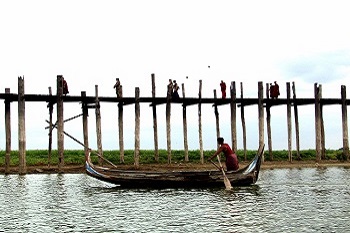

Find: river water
1;167;349;233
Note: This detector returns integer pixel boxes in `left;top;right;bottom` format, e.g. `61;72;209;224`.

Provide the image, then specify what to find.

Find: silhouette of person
113;78;122;98
220;80;226;99
62;78;69;96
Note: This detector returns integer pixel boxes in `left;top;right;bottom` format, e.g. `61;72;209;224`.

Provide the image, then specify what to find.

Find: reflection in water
0;167;350;232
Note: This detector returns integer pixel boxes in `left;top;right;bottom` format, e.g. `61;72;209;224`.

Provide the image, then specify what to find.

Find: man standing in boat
208;137;239;171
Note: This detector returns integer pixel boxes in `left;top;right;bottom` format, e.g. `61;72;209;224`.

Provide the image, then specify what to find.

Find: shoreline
1;160;350;175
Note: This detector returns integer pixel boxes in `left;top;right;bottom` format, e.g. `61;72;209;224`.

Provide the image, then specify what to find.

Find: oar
210;155;232;190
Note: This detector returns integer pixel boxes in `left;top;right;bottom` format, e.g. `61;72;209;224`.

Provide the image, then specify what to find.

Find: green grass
0;148;346;167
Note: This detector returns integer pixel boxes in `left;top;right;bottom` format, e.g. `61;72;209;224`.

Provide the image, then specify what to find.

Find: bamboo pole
198;80;204;164
213;90;220;144
314;83;322;162
95;85;103;165
57;75;64;172
292;82;301;160
230;81;237;153
258;81;264;162
134;87;140;168
265;83;273;160
240;82;247;160
341;85;349;160
166;82;172;164
118;86;124;163
81;91;89;160
182;83;189;162
47;87;53;167
151;74;159;162
18;76;26;174
286;82;292;162
5;88;11;174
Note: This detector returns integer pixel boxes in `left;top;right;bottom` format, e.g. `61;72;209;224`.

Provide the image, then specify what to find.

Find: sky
1;0;350;151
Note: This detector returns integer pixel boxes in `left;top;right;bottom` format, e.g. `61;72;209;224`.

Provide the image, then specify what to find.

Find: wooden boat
85;144;264;188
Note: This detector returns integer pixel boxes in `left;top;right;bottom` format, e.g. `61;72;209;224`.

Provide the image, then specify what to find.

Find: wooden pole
151;74;159;162
314;83;321;162
265;83;273;160
292;82;301;160
18;76;26;174
240;82;247;160
286;82;292;162
341;85;349;160
81;91;89;161
213;89;220;145
5;88;11;174
230;81;237;153
57;75;64;172
166;82;172;164
198;80;204;164
134;87;140;168
48;87;53;167
258;81;264;162
319;85;326;160
95;85;103;165
182;83;189;162
118;86;124;163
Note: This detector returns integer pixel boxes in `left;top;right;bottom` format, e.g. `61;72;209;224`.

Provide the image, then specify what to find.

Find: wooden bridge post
341;85;349;160
47;87;53;167
182;83;189;162
258;82;264;162
314;83;322;162
166;82;172;164
198;80;204;164
286;82;292;162
81;91;89;160
213;89;220;145
134;87;140;168
292;82;301;160
5;88;11;174
118;86;124;163
57;75;65;172
95;85;103;165
319;85;326;160
240;82;247;160
230;81;237;153
265;83;273;160
18;76;27;174
151;74;159;162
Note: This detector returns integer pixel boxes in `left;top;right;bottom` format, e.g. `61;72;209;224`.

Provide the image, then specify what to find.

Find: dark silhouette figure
220;80;226;99
172;80;180;100
113;78;122;98
62;78;69;96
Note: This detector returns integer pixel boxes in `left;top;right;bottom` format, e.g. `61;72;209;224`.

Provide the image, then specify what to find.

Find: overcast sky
1;0;350;151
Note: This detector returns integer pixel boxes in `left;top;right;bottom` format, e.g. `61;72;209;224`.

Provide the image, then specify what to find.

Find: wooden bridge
1;74;349;174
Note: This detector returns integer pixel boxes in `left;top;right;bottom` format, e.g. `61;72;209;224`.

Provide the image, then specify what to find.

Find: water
1;167;350;233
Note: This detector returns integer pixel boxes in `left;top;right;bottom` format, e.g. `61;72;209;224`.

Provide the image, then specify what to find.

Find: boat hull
86;145;264;189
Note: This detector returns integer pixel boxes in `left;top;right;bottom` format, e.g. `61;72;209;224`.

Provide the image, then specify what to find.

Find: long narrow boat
85;144;264;188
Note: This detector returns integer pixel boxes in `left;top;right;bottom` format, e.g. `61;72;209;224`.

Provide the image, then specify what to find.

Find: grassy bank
0;148;345;167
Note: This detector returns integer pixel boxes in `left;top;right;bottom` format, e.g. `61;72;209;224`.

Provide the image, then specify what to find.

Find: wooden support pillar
47;87;53;167
292;82;301;160
230;81;237;153
258;81;264;162
198;80;204;164
166;82;172;164
240;82;247;160
213;90;220;146
286;82;292;162
18;76;26;174
5;88;11;174
341;85;349;160
151;74;159;162
118;86;124;163
265;83;273;160
182;83;189;162
134;87;140;168
81;91;89;160
95;85;103;165
57;75;64;172
314;83;322;162
319;85;326;160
